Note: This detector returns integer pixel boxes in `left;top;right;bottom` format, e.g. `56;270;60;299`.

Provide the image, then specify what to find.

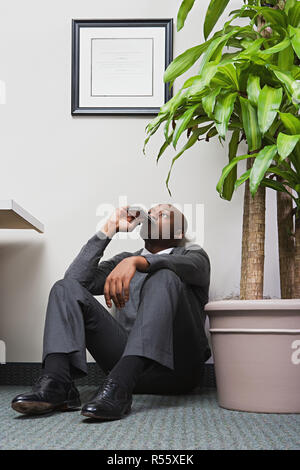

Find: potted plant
143;0;300;412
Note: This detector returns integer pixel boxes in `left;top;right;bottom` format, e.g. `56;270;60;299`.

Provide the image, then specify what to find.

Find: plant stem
276;176;295;298
240;157;266;299
294;215;300;298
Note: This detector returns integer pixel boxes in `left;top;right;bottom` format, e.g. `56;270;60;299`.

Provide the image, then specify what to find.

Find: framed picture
71;19;173;115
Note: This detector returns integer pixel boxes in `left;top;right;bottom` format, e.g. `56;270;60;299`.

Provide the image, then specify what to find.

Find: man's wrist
133;256;150;272
100;222;119;239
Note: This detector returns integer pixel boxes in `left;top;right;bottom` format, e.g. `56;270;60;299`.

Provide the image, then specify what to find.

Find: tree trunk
294;215;300;298
240;158;250;298
240;0;287;300
276;178;295;298
240;157;266;299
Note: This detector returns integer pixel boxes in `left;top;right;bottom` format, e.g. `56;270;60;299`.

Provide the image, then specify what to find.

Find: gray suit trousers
42;268;208;394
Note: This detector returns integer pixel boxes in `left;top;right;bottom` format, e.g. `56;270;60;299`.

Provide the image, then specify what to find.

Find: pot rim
209;328;300;333
204;299;300;311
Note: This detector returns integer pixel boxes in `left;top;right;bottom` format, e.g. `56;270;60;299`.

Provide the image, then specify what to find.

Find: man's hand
100;205;143;238
104;256;150;309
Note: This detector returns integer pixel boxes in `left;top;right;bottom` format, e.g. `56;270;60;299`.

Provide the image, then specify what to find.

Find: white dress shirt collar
140;246;175;256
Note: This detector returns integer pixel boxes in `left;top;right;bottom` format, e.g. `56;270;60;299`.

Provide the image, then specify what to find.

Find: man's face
139;204;183;241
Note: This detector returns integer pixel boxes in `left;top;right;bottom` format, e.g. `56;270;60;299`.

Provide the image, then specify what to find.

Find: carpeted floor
1;386;299;450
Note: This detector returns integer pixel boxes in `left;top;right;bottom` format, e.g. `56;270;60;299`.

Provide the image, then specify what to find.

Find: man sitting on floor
11;203;211;420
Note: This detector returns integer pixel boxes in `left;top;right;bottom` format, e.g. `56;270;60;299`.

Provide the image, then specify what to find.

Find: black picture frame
71;19;173;116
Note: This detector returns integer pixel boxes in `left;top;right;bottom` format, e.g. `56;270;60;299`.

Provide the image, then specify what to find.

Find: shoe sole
80;405;131;420
11;401;81;415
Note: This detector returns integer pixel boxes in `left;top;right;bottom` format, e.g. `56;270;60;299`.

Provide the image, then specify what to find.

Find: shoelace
92;377;124;403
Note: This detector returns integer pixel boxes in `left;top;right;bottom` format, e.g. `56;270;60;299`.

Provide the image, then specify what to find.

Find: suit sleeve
64;230;124;295
141;247;210;287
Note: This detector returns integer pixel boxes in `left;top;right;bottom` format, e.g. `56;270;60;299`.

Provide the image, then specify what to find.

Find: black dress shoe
11;373;81;415
81;377;132;420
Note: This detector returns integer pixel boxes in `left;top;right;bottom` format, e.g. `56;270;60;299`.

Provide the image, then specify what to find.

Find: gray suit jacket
64;230;210;295
64;231;211;350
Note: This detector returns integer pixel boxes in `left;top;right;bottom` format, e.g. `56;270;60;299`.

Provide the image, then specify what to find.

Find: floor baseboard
0;362;216;388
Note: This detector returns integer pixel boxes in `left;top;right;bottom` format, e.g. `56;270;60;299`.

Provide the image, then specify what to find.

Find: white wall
0;0;280;364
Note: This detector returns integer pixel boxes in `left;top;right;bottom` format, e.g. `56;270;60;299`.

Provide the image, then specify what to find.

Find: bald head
140;203;188;246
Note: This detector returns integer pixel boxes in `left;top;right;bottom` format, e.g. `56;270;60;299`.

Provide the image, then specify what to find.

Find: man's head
139;204;188;247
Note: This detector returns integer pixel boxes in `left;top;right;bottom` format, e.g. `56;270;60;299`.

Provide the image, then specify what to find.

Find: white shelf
0;199;44;233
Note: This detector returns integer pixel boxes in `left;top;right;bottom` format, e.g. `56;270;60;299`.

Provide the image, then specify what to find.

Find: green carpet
1;386;299;450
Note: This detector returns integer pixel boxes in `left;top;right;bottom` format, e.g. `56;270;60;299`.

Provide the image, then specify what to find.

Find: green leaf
216;153;255;198
277;132;300;161
250;6;288;28
260;177;298;200
259;34;290;56
164;43;210;85
227;37;244;49
210;38;226;63
278;44;295;70
202;86;221;118
258;85;282;135
214;63;239;90
268;119;281;139
234;168;251;190
165;127;207;196
290;65;300;79
247;75;261;107
279;111;300;174
143;114;168;154
206;126;218;139
229;8;256;19
222;5;252;33
285;0;296;14
186;62;219;99
272;69;300;106
239;96;262;152
279;111;300;134
203;0;230;40
182;75;202;89
214;92;238;139
198;27;240;76
156;131;174;164
288;24;300;59
245;0;261;6
177;0;196;31
288;2;300;27
164;115;173;142
172;104;199;149
249;145;278;196
163;89;188;140
188;116;213;127
222;129;240;200
266;165;299;186
159;88;186;116
236;37;265;59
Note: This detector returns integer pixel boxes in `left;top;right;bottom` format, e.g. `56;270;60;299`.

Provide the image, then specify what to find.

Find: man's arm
64;230;118;295
63;206;143;296
137;247;210;288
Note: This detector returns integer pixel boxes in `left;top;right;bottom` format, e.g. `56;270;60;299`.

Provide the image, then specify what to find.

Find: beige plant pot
205;300;300;413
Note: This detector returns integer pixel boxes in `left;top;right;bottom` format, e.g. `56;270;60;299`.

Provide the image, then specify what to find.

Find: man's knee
48;278;92;314
146;268;183;286
51;277;84;292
